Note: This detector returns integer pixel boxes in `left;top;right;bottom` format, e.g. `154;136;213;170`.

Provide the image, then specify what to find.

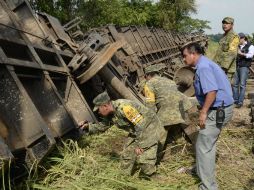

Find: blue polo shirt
194;56;234;107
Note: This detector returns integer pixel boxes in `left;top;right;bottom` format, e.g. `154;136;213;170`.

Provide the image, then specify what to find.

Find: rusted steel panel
0;0;96;170
0;67;50;147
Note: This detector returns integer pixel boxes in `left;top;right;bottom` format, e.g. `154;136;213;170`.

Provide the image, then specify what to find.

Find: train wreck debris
0;0;208;175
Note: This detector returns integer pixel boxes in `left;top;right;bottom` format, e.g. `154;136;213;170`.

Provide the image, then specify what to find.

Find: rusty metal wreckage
0;0;213;177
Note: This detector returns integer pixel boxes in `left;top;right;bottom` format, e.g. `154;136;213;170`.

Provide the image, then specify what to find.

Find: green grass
31;128;195;190
17;128;194;190
205;39;219;59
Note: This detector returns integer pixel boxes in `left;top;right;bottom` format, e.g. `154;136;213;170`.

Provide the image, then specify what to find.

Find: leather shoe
235;104;242;108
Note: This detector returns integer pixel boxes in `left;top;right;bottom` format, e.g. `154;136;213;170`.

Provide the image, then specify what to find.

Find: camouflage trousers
120;138;158;176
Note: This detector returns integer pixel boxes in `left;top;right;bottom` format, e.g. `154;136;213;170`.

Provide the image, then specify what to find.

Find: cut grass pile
20;128;194;190
16;122;253;190
16;127;197;190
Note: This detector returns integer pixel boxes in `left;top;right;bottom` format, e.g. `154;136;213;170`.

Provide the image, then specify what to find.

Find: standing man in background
232;33;254;108
214;17;239;81
182;43;234;190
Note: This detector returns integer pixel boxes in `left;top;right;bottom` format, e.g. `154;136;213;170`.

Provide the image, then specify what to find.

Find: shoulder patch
144;84;155;103
229;36;239;51
122;105;143;125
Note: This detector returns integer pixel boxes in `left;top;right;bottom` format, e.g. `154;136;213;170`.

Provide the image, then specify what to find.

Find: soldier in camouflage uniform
142;64;193;148
79;91;164;177
214;17;240;80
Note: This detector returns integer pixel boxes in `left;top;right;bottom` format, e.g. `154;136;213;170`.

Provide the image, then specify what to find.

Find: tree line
209;33;254;44
29;0;210;32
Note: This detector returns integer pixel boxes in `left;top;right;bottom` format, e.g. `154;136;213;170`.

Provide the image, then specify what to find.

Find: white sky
192;0;254;35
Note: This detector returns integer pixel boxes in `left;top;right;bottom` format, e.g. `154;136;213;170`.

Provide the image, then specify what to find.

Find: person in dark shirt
232;33;254;108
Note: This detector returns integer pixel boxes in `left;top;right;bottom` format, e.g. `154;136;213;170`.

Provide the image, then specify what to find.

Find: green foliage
177;17;211;33
249;33;254;44
158;0;192;30
29;0;81;23
29;0;210;32
78;0;157;29
208;34;223;43
205;39;219;59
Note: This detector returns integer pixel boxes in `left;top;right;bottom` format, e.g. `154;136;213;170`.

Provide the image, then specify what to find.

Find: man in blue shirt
182;43;234;190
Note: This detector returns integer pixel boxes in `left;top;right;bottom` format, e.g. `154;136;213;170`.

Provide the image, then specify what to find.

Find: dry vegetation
13;102;253;190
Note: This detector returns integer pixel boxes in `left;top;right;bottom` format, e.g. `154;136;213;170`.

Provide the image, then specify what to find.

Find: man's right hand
134;147;144;155
78;120;89;131
199;110;207;129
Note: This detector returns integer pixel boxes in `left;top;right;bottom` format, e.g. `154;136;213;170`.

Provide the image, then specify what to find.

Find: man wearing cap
142;63;193;148
214;17;239;80
79;91;165;178
232;33;254;108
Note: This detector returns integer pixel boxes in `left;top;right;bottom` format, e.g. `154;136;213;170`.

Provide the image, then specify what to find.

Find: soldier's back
146;76;177;101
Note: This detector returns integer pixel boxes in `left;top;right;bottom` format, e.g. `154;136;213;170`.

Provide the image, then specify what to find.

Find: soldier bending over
79;91;165;178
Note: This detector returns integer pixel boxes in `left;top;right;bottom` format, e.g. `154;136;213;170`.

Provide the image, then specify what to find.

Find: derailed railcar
0;0;96;174
68;25;208;97
0;0;208;176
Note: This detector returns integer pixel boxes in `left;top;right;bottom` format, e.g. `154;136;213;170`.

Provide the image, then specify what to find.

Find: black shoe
235;104;242;108
185;166;197;176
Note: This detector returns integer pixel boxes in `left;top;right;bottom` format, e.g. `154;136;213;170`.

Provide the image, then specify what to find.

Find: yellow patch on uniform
143;84;155;103
122;105;143;125
229;37;239;51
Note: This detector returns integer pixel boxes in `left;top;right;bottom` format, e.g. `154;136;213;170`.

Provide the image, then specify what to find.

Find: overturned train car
0;0;208;173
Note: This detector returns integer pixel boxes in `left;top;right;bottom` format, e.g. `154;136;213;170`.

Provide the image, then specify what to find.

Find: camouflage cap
92;91;110;111
222;17;234;24
144;63;166;74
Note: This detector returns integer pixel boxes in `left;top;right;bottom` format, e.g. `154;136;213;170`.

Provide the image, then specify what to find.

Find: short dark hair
242;36;248;41
181;42;204;55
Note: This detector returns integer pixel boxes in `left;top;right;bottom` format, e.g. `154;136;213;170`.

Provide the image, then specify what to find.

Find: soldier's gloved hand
78;120;89;134
134;147;144;155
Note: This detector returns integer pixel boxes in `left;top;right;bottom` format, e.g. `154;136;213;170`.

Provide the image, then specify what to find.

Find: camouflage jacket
143;76;192;126
214;29;239;73
88;99;163;149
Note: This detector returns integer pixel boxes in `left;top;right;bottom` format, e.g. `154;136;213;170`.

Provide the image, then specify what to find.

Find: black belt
209;104;232;110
